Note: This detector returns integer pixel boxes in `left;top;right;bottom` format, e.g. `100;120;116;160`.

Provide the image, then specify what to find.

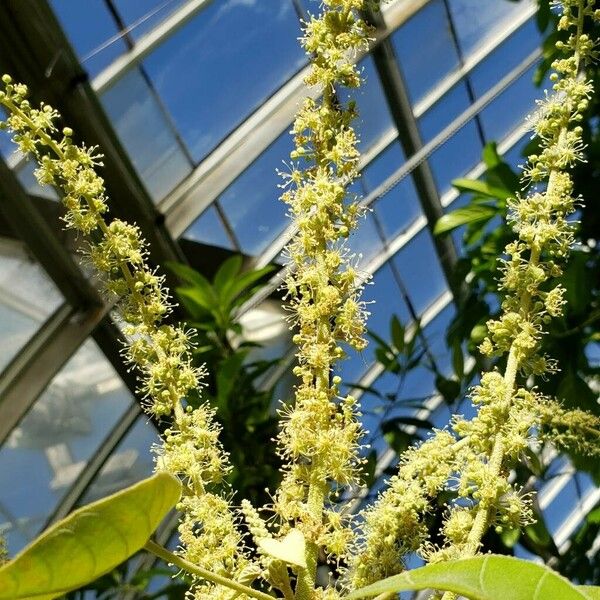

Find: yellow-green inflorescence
347;0;600;593
3;0;600;599
0;77;247;599
274;0;373;594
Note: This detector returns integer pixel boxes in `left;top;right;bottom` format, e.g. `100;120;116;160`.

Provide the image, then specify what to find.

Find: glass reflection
143;0;306;162
0;340;132;554
0;245;62;372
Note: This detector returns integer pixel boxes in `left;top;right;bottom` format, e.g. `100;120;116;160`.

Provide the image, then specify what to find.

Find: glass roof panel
358;301;455;458
142;0;306;163
478;66;539;142
0;245;62;373
361;140;405;191
446;0;525;56
419;81;483;193
351;211;385;267
101;68;192;202
337;262;410;384
373;182;422;243
216;131;293;255
50;0;127;76
469;18;541;97
79;413;159;504
351;57;395;152
392;228;447;316
360;140;422;243
0;339;133;554
112;0;187;40
391;0;460;105
183;203;234;251
1;124;58;200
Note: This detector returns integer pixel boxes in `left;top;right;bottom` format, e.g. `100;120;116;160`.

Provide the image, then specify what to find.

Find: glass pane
392;228;447;316
478;65;539;142
337;262;410;384
1;118;58;200
219;131;294;256
447;0;525;56
351;211;384;267
183;204;234;250
352;57;395;152
0;340;133;554
362;140;405;191
361;140;422;244
469;19;541;98
112;0;187;40
80;414;159;504
391;0;460;104
143;0;306;162
419;82;483;193
101;68;192;202
0;246;62;373
50;0;128;77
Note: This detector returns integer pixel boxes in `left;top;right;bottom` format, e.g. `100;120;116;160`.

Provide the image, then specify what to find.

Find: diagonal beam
363;5;460;298
0;0;186;292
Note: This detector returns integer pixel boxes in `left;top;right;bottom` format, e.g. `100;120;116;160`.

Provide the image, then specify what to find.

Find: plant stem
144;539;275;600
440;2;587;598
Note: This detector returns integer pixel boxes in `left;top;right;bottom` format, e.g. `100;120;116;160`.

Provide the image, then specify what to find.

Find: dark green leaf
382;416;434;431
390;315;405;353
435;375;461;403
0;473;181;600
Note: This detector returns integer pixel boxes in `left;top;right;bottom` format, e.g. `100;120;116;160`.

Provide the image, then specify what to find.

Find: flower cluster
274;0;372;579
0;76;245;599
348;1;600;592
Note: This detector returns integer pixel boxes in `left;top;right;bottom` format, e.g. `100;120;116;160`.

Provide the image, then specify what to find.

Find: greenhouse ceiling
0;0;597;587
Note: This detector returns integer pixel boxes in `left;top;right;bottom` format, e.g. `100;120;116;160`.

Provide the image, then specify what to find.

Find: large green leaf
348;555;597;600
452;178;512;200
580;587;600;599
434;205;497;235
0;472;181;600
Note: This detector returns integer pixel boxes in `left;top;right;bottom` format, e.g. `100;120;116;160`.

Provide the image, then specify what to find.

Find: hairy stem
144;540;274;600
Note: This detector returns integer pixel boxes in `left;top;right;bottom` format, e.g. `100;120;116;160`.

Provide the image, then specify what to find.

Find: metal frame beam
160;0;432;237
92;0;215;94
0;302;109;445
160;1;536;241
0;0;186;293
363;5;459;297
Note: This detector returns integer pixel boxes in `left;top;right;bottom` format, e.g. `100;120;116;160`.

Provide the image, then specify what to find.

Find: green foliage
171;256;281;504
0;473;181;600
348;555;599;599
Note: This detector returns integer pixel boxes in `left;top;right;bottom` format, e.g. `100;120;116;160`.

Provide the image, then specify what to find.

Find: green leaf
482;142;501;169
348;555;590;600
223;265;275;309
167;261;212;289
452;178;512;200
435;374;461;403
390;315;405;353
579;586;600;599
434;205;497;235
178;285;219;314
0;473;181;600
213;255;243;297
